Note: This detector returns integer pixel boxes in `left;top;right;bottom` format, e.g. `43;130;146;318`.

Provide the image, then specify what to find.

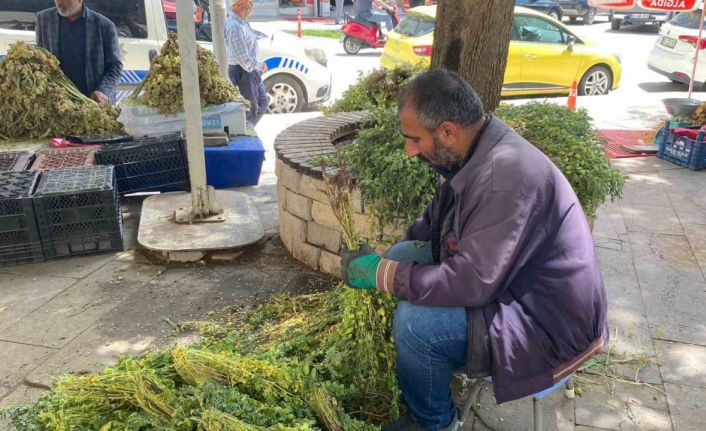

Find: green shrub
324;64;424;114
348;107;437;228
495;102;625;218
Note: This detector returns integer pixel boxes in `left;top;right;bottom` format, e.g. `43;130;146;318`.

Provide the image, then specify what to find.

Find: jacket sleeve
404;202;432;241
96;19;123;98
390;190;539;307
35;13;46;49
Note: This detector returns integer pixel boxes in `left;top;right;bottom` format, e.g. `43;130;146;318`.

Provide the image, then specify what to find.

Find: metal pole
176;0;221;219
210;0;229;80
687;5;706;99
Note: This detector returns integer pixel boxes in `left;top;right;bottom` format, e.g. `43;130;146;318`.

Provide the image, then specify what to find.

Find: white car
648;8;706;88
0;0;331;113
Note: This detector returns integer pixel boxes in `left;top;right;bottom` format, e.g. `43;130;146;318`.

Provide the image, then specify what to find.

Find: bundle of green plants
324;64;424;114
0;42;123;140
130;33;248;114
495;102;625;218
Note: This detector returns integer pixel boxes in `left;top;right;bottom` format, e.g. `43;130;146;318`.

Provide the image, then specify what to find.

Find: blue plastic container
204;136;265;188
657;125;706;171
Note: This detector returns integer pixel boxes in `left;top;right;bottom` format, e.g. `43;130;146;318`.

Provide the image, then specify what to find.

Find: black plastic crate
0;151;33;172
32;166;123;260
95;133;190;195
0;171;43;266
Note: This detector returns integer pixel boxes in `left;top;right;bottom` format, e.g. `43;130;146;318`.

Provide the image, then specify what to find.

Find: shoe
382;413;421;431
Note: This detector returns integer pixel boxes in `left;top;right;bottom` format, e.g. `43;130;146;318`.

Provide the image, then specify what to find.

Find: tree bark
430;0;516;112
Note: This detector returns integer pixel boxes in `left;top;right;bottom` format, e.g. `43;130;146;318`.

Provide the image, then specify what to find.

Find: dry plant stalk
319;150;360;251
307;386;343;431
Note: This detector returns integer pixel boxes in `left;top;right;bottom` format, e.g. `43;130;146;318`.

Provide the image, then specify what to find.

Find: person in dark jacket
340;70;608;431
36;0;123;104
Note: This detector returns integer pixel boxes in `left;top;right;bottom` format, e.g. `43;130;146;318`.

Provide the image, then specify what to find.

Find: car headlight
305;47;327;67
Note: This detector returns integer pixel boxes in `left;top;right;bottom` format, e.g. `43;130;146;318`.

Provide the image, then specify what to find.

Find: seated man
354;0;394;33
341;70;608;431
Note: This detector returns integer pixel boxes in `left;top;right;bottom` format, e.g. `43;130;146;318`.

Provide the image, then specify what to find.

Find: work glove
340;242;380;289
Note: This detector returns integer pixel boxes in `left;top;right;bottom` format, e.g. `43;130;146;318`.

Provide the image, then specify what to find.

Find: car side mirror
566;35;576;52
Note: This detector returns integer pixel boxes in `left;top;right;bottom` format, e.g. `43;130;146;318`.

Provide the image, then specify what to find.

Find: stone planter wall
275;112;404;277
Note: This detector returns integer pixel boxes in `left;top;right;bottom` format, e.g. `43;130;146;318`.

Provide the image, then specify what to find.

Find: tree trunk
430;0;515;112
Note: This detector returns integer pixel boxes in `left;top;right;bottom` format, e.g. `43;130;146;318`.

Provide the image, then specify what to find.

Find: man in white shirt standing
225;0;268;125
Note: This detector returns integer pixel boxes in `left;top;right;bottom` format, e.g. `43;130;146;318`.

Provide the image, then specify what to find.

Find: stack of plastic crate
32;166;123;260
0;151;33;172
29;147;97;171
0;171;43;266
95;133;190;195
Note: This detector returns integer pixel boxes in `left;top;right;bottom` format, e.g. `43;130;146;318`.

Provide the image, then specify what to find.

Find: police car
0;0;331;114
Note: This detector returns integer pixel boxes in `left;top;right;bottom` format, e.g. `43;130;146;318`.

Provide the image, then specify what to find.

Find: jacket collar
448;115;511;194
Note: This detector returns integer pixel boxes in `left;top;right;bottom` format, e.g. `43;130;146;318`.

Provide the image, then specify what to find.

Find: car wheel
611;19;621;31
265;75;305;114
583;7;596;25
579;66;612;96
548;9;560;21
343;35;361;55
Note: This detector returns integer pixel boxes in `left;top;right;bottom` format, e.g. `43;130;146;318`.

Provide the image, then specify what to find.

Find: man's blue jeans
385;241;468;431
359;10;393;32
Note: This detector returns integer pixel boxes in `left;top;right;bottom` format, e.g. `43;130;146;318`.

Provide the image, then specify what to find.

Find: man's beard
58;4;82;17
418;135;464;173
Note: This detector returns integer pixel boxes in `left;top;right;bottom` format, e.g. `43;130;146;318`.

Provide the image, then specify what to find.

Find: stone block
275;157;284;178
167;251;206;262
308;221;342;253
286;190;313;220
312;200;342;231
300;174;329;203
279;209;307;252
352;212;375;239
351;188;364;213
280;164;301;193
277;183;287;210
290;240;321;270
319;250;342;278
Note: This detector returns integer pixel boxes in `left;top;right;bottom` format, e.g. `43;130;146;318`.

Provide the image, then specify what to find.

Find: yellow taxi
380;6;622;96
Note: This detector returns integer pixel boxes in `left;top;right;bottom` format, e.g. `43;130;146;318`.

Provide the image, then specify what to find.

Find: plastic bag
117;100;247;137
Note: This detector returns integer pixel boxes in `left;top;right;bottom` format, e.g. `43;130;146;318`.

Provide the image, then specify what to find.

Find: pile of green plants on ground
1;285;399;431
0;42;123;140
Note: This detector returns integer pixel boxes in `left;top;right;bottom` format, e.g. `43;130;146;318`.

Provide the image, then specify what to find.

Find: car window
510;18;521;41
395;13;434;37
163;1;213;42
670;10;703;29
0;0;148;39
514;14;565;44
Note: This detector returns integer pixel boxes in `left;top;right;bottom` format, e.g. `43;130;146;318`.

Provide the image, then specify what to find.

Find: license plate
629;13;650;19
660;36;677;49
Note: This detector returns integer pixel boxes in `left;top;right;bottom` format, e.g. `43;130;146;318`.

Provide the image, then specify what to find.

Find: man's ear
439;121;459;139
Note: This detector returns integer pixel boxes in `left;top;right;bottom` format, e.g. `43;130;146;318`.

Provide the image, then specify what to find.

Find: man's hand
260;62;268;74
340;243;380;289
91;91;109;105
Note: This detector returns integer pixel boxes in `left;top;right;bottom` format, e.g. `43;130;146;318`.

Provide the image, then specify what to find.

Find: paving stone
472;381;575;431
619;174;671;207
575;381;672;431
595;245;661;385
0;341;54;400
0;384;45;409
255;202;279;233
593;203;628;242
630;232;706;345
0;274;76;333
621;204;684;235
611;157;682;174
654;340;706;387
0;261;163;349
0;252;117;279
236;184;277;204
682;223;706;276
664;383;706;431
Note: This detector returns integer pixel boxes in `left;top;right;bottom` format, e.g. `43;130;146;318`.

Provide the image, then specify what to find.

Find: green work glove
340;243;381;289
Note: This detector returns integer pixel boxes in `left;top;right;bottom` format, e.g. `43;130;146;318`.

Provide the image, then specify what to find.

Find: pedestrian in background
225;0;269;126
35;0;123;104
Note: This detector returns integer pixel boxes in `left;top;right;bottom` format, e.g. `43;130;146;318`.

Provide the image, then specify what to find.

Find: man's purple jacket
377;116;608;403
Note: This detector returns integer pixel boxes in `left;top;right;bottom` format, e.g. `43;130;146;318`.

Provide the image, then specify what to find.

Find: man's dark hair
397;70;485;131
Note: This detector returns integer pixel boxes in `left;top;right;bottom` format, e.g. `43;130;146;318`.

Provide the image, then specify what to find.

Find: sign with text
639;0;699;11
589;0;635;9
